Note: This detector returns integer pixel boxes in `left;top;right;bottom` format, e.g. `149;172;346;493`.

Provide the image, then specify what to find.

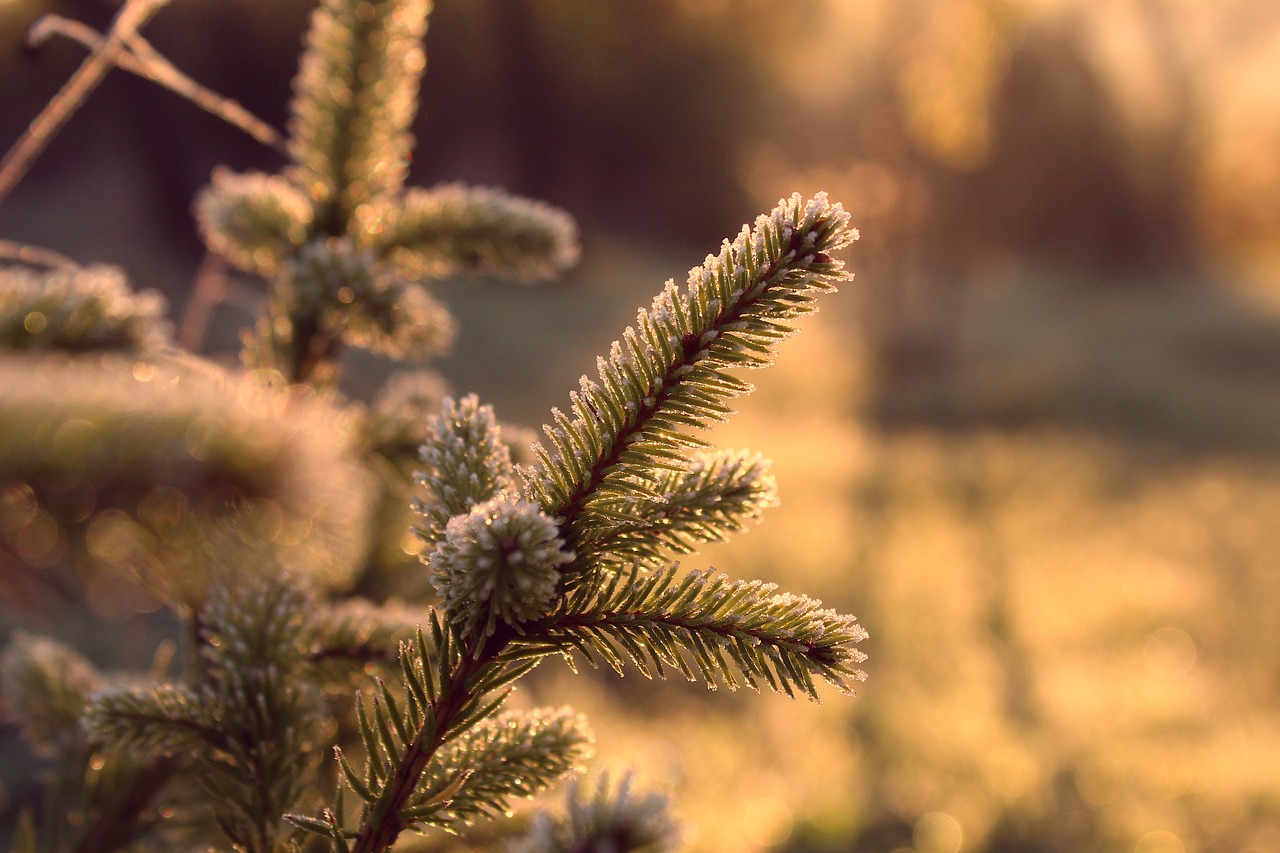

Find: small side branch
0;240;79;270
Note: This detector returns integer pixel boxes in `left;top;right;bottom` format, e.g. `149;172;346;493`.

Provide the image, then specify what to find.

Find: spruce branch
286;236;457;362
195;168;314;278
521;192;857;564
84;682;218;755
0;265;170;355
510;563;868;701
0;631;102;760
429;495;574;644
292;614;575;853
375;184;581;282
365;369;450;467
414;394;517;548
288;0;430;229
509;771;679;853
307;598;425;673
1;633;178;853
573;448;778;576
401;707;592;830
87;574;324;853
0;358;371;592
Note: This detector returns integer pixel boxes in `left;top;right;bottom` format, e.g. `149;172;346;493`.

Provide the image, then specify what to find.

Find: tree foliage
0;2;865;851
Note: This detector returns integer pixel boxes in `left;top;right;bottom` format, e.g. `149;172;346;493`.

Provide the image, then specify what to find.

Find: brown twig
0;0;172;207
0;240;80;270
26;16;285;155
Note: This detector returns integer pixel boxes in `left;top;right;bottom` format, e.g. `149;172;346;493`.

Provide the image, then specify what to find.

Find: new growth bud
429;495;573;642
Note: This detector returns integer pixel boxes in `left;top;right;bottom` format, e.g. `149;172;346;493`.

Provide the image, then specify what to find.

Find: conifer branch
288;0;430;230
307;599;424;673
375;184;581;282
0;632;102;760
304;619;487;851
195;169;314;277
509;771;679;853
0;358;371;591
414;395;516;548
511;564;868;700
0;265;170;355
573;448;778;575
364;369;449;467
88;575;323;853
521;193;857;564
399;707;592;830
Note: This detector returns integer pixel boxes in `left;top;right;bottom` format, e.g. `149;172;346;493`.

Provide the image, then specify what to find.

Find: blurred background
2;0;1280;851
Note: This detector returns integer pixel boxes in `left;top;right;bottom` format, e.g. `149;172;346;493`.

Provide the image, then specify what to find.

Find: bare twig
178;252;229;352
28;16;285;154
0;0;173;207
0;240;80;269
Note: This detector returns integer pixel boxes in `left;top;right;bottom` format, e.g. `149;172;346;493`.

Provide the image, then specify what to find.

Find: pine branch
520;193;856;564
510;564;868;701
